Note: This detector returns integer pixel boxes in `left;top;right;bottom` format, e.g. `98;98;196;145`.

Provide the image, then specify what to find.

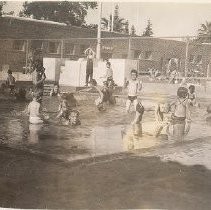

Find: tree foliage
101;4;128;34
130;25;136;36
142;19;153;37
197;21;211;43
20;1;98;26
0;1;6;16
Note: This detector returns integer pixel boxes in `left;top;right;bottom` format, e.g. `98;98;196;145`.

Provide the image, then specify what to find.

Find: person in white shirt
101;61;113;82
125;69;142;113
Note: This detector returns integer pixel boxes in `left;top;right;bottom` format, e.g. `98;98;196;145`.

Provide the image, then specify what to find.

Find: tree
142;19;153;37
124;20;129;34
0;2;6;16
197;21;211;43
101;4;128;33
20;1;98;26
130;25;136;36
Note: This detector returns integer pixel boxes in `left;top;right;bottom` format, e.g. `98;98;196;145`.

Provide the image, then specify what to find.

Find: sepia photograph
0;0;211;209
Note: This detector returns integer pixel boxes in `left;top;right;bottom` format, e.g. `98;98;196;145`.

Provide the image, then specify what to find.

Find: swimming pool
0;94;211;163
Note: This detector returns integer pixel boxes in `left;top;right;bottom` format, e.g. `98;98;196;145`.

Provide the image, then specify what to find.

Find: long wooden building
0;15;211;76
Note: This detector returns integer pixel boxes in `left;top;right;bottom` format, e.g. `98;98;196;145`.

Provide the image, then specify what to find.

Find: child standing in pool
125;69;142;113
188;85;199;107
27;93;45;124
167;87;191;141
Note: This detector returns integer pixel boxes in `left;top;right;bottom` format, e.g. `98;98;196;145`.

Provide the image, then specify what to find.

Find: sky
3;1;211;38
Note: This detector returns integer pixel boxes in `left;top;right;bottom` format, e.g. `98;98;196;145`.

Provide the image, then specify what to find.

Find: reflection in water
167;123;186;142
29;123;43;144
91;125;124;155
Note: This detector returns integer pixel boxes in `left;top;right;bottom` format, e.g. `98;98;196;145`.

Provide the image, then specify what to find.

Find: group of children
28;64;197;141
3;57;203;142
120;68;200;140
28;84;80;126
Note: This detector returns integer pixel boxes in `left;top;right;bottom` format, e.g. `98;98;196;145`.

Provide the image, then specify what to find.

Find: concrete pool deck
0;137;211;209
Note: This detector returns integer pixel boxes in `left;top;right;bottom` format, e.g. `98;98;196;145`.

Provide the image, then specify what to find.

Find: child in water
50;83;61;97
27;93;48;124
56;93;80;125
125;69;142;113
167;87;191;140
94;80;115;111
154;103;171;137
188;85;199;107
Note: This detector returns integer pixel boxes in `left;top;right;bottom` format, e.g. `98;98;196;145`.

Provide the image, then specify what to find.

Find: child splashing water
154;102;171;138
56;93;80;126
125;69;142;113
93;80;116;111
167;87;191;141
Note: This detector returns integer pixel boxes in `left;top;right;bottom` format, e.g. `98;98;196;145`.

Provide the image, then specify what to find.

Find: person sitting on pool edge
27;92;49;124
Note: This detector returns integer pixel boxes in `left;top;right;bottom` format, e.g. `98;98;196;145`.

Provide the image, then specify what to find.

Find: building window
195;55;202;64
144;51;152;60
80;45;89;55
12;40;25;51
48;41;61;54
189;54;194;63
65;43;75;55
31;40;43;50
134;50;141;59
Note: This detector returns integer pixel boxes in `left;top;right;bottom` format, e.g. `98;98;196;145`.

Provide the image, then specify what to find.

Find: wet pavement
0;95;211;208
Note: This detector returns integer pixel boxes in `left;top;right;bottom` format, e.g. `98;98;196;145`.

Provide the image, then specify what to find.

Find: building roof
0;15;131;39
2;15;67;26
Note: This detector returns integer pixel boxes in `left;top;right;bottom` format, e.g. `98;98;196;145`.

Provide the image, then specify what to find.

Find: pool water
0;95;211;164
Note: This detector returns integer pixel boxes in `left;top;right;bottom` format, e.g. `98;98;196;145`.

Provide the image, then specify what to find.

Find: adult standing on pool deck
84;48;95;86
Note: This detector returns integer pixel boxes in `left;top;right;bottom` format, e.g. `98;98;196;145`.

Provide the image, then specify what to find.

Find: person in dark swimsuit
85;48;95;86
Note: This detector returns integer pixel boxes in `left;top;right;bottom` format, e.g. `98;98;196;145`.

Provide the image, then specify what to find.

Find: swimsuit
171;114;186;125
128;96;137;102
29;116;43;124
